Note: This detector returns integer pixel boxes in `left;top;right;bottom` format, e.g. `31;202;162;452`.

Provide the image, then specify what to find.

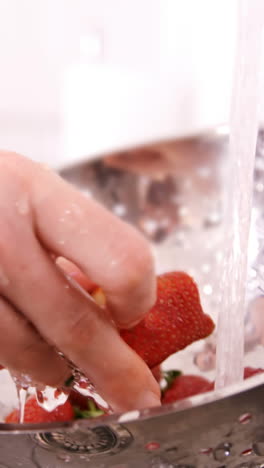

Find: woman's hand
0;151;160;412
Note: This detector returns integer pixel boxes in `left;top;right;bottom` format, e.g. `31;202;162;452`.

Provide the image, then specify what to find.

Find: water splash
12;376;31;423
71;369;110;412
215;0;264;389
17;387;28;423
35;386;69;412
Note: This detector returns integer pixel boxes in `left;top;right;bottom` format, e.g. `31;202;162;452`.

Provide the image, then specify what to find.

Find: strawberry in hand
5;396;74;424
120;272;215;368
73;398;105;419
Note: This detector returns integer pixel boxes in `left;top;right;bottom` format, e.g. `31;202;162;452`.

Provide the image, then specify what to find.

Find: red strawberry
121;272;215;368
162;373;213;404
73;398;105;419
5;396;74;423
244;367;264;379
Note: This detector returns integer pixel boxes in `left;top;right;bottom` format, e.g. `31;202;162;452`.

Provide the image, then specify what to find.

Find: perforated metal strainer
1;126;264;467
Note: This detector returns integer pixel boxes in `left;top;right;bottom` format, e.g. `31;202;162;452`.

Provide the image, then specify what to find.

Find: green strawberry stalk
74;398;105;419
161;370;182;397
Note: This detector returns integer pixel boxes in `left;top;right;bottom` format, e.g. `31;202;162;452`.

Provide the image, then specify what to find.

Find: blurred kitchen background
0;0;241;168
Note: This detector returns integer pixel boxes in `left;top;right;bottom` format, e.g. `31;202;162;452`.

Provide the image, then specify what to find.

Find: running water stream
215;0;264;388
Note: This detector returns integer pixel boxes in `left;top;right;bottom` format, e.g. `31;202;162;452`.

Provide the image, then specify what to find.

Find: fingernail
135;390;161;410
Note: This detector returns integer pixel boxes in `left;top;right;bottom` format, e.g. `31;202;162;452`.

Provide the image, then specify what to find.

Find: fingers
0;295;69;387
0;152;160;411
1;224;160;411
31;169;156;328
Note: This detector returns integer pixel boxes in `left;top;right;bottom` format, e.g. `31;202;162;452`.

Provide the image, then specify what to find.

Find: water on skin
15;195;29;215
215;0;264;389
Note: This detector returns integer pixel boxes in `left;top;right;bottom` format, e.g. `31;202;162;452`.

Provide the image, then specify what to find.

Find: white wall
0;0;238;166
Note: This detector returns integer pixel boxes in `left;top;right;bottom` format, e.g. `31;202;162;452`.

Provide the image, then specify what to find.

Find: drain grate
34;424;133;456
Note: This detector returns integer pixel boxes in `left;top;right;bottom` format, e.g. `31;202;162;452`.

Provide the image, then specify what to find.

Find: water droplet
59;217;65;223
178;206;189;217
145;442;160;451
58;239;65;245
0;267;9;287
203;284;213;295
15;195;29;215
214;442;232;461
113;203;127;217
64;284;70;289
57;452;71;463
82;189;93;199
141;218;159;235
204;211;221;227
202;263;211;274
194;349;215;372
199;447;213;455
253;440;264;456
65;209;71;215
79;454;91;461
240;448;253;456
238;412;252;424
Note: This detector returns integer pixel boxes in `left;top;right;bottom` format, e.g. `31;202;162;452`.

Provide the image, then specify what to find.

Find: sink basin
1;125;264;467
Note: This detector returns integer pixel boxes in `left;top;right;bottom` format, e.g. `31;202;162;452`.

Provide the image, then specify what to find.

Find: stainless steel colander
1;126;264;468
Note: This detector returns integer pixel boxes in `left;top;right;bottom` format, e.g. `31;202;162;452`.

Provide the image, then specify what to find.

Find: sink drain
34;424;133;456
